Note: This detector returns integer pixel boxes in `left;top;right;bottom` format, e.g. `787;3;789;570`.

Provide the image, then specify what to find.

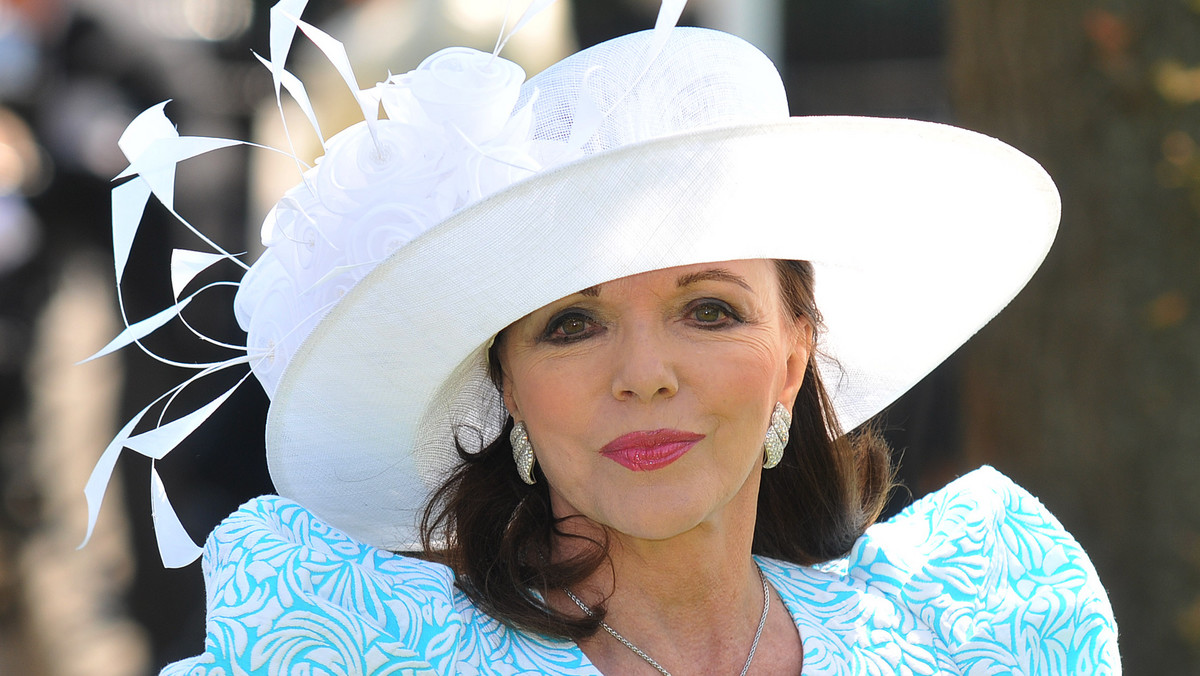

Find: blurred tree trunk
948;1;1200;672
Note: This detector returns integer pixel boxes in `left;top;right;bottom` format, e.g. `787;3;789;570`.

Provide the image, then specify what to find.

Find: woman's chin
593;496;716;542
606;517;704;543
548;466;753;543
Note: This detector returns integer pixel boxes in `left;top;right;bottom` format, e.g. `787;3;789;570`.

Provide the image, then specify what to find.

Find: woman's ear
491;331;522;419
778;318;812;410
499;360;522;420
503;386;521;420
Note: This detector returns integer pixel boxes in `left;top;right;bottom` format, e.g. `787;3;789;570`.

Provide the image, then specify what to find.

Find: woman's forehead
571;259;775;299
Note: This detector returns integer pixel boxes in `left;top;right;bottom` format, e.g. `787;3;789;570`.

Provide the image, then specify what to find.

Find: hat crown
523;28;788;154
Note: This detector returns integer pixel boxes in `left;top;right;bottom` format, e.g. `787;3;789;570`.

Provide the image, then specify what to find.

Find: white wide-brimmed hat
85;1;1058;565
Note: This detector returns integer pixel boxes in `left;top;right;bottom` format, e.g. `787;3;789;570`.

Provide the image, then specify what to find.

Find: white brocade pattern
161;467;1119;675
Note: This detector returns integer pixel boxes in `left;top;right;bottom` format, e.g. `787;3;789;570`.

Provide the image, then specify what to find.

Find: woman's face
499;259;811;541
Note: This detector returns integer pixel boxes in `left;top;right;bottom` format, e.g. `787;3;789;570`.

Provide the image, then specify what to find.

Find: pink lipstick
600;429;705;471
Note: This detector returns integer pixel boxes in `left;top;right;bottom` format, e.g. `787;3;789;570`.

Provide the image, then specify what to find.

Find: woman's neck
550;480;785;675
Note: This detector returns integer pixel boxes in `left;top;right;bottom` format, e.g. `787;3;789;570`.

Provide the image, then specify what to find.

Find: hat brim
266;116;1059;550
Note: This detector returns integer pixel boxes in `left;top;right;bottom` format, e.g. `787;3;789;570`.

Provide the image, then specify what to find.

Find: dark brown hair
420;259;894;640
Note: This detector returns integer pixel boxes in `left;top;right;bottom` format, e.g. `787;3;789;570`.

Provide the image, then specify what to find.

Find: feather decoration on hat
81;0;687;567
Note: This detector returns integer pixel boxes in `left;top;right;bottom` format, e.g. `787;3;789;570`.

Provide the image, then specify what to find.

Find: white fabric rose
260;178;320;248
343;203;436;270
374;75;428;126
233;249;287;333
314;120;447;216
268;199;344;292
241;254;308;397
407;47;526;144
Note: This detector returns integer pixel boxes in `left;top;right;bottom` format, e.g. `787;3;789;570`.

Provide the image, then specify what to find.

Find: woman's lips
599;429;705;471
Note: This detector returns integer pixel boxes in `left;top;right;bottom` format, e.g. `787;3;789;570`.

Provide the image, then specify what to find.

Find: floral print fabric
163;466;1119;675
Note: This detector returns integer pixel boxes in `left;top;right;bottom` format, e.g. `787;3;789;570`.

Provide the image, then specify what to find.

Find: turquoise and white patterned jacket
163;466;1120;674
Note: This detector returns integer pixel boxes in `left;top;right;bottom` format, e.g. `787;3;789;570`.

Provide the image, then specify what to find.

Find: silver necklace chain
562;566;770;676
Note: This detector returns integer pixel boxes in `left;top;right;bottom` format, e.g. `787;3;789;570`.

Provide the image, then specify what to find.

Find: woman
452;257;866;674
85;1;1119;673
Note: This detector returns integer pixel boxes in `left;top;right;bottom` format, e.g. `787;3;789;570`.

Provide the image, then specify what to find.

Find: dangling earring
762;402;791;469
510;421;537;485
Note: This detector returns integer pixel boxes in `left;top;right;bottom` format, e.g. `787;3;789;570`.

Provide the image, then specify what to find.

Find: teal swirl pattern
163;466;1118;674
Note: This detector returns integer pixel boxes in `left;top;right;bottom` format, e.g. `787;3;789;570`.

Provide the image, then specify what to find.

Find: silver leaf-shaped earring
762;402;791;469
510;421;537;485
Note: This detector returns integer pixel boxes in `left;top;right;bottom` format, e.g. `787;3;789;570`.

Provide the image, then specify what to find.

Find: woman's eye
544;311;597;341
693;304;726;323
558;316;588;335
689;300;738;326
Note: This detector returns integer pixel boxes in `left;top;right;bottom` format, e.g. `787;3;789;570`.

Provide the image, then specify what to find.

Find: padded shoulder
160;496;597;675
849;466;1120;673
160;495;457;675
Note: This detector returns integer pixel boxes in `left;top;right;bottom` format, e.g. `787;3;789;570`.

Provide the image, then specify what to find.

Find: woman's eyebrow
675;268;753;291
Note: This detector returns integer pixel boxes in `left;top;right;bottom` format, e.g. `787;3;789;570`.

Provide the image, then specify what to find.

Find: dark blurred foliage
948;2;1200;672
786;0;942;62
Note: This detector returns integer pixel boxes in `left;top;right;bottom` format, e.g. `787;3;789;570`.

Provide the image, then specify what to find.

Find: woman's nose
610;326;679;402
